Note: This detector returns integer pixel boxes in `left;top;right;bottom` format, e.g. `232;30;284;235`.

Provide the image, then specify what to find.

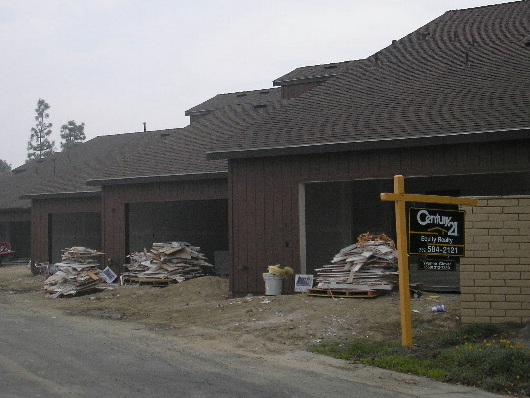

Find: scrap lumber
60;246;104;263
43;246;104;298
313;233;398;294
306;288;387;298
123;242;214;284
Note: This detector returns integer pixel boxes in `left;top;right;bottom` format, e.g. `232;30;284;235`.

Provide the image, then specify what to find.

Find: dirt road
0;263;506;398
0;263;460;354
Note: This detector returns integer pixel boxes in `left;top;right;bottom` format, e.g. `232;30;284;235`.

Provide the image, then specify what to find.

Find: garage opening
301;179;394;276
10;221;31;258
301;172;530;291
49;212;102;264
0;220;31;260
126;199;228;266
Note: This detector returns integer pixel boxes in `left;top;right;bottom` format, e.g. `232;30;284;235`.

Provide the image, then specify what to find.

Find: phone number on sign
427;245;461;255
423;264;453;270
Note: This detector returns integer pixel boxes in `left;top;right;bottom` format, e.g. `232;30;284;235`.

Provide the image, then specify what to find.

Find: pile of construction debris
123;242;214;284
311;233;398;295
43;247;104;298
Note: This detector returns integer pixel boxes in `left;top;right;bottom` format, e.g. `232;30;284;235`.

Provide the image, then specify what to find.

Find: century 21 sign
408;208;466;256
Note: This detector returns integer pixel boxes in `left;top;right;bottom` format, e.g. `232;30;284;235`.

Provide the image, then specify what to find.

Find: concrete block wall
460;196;530;324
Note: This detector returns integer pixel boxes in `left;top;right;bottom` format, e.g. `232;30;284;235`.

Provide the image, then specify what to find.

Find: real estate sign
408;207;465;256
381;176;477;347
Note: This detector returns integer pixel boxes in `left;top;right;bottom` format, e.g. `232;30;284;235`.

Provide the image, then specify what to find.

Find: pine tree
0;159;11;174
60;120;86;151
27;99;55;161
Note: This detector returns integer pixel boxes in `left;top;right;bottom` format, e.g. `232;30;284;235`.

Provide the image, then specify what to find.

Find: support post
393;175;413;347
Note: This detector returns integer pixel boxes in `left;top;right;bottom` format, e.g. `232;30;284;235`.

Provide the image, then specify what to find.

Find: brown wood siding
189;113;211;124
229;140;530;295
230;156;301;294
281;81;323;99
30;196;100;265
102;178;227;274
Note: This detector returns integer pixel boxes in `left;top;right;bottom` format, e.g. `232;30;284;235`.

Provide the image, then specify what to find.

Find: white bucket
264;273;283;296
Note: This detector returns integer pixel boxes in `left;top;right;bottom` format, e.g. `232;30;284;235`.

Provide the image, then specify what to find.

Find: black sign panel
418;258;457;271
409;208;465;256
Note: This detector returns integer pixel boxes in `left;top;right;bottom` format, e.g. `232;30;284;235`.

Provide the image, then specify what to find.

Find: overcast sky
1;0;506;168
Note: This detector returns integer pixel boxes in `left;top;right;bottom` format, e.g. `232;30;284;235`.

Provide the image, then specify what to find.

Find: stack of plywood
313;233;398;293
123;242;214;284
43;247;104;298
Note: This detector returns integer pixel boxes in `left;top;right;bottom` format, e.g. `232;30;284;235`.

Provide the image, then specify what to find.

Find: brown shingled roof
273;60;356;86
20;98;286;198
185;87;281;116
207;1;530;159
14;130;161;202
0;172;32;210
87;100;286;185
19;85;287;201
12;1;530;204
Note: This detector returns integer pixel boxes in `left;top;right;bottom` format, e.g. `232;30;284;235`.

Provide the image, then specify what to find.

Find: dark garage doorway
302;179;394;275
126;199;228;265
302;172;530;291
49;212;102;264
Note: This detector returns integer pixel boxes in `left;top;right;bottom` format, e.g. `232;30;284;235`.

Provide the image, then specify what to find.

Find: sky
0;0;507;168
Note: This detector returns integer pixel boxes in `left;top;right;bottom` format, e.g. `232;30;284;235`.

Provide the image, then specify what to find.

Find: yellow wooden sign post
381;175;478;347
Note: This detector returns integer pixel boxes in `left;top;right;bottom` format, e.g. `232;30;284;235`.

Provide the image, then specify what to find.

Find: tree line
0;98;86;174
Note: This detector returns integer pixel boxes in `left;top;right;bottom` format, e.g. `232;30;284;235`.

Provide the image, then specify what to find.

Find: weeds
438;322;508;347
311;323;530;396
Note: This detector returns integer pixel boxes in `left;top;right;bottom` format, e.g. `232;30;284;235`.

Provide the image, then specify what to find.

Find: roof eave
184;109;214;116
0;205;32;212
207;128;530;160
272;76;333;87
19;190;101;200
86;171;229;187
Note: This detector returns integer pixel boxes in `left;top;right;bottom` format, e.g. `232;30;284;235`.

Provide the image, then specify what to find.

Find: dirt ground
0;262;461;355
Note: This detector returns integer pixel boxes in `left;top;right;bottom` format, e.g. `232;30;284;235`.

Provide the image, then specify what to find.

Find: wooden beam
380;193;478;206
